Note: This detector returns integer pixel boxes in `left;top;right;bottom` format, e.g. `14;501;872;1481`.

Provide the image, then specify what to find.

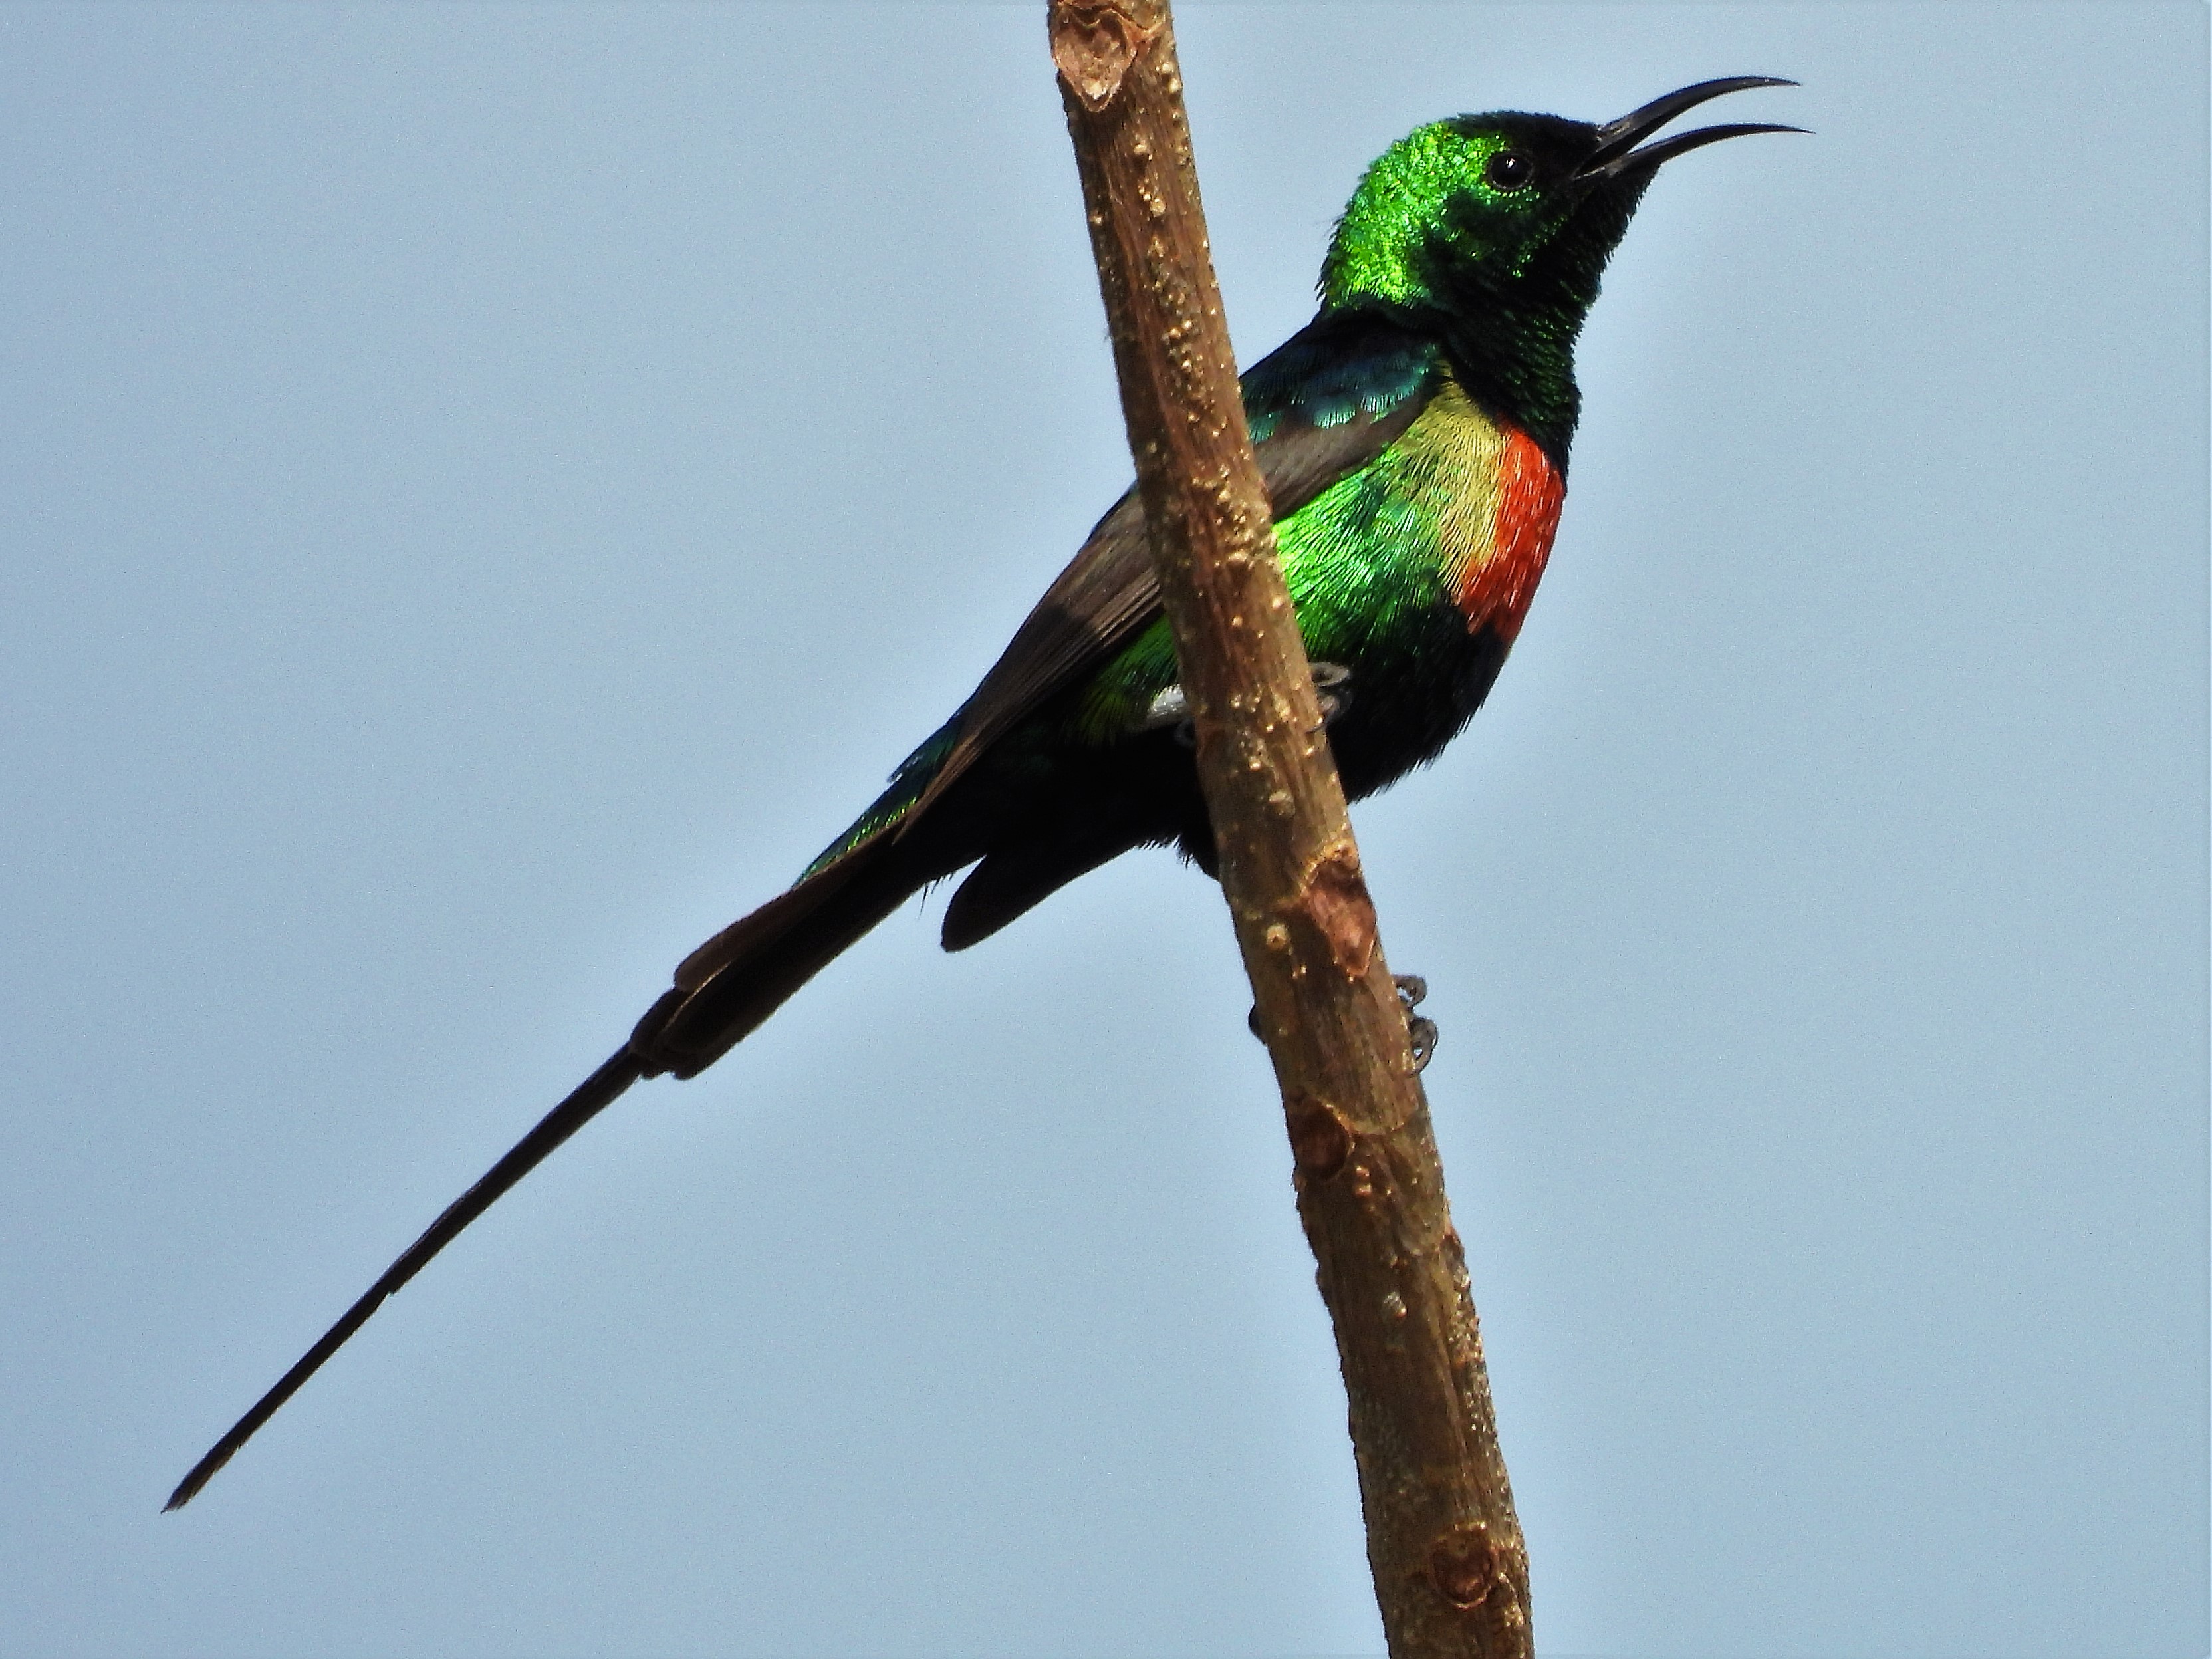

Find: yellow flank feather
1375;372;1511;598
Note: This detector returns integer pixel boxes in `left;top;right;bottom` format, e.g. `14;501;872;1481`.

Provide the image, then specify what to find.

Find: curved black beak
1578;75;1804;184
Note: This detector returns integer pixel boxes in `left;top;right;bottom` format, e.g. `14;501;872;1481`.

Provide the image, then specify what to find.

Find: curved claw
1310;660;1354;729
1394;976;1436;1071
1408;1015;1439;1073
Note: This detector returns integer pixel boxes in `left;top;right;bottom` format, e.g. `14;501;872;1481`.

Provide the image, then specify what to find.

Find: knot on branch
1049;0;1164;111
1427;1520;1527;1620
1282;842;1377;979
1283;1088;1353;1182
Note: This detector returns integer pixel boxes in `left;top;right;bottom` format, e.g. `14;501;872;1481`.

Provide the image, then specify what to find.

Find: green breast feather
1072;371;1519;741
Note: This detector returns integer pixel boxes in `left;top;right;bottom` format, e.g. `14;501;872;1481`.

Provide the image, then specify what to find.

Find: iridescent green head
1320;77;1799;457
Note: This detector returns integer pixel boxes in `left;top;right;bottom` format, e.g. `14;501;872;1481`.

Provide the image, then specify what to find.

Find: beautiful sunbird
168;76;1796;1511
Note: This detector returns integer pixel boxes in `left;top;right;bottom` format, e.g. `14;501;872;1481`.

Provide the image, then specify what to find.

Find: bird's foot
1396;974;1438;1073
1246;971;1436;1072
1145;662;1354;747
1310;661;1353;727
1142;683;1191;736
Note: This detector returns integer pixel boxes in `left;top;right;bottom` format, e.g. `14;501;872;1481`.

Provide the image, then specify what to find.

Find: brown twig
1046;4;1532;1654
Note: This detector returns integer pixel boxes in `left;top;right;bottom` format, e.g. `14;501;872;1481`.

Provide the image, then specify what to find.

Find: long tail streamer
164;1047;645;1511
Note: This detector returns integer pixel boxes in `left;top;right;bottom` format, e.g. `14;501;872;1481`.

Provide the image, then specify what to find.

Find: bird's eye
1485;149;1535;191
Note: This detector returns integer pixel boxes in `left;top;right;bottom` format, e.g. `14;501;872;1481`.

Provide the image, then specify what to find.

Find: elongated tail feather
163;1047;644;1511
168;819;969;1510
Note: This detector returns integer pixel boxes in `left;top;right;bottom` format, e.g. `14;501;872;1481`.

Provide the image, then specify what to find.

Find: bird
166;76;1798;1511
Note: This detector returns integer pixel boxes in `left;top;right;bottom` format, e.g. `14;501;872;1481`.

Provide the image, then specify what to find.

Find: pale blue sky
1;5;2203;1656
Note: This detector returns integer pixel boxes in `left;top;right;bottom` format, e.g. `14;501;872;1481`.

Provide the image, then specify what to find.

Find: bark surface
1046;5;1533;1655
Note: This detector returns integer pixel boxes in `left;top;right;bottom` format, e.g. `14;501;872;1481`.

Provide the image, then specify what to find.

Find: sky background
1;4;2203;1656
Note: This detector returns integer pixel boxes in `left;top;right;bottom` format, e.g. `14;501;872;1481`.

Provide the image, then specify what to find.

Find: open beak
1577;76;1804;184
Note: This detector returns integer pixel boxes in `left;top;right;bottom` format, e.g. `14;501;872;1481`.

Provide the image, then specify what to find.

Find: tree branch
1046;5;1533;1654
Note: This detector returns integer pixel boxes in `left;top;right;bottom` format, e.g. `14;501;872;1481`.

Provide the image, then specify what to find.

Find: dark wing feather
164;313;1448;1513
671;313;1440;994
904;311;1441;823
